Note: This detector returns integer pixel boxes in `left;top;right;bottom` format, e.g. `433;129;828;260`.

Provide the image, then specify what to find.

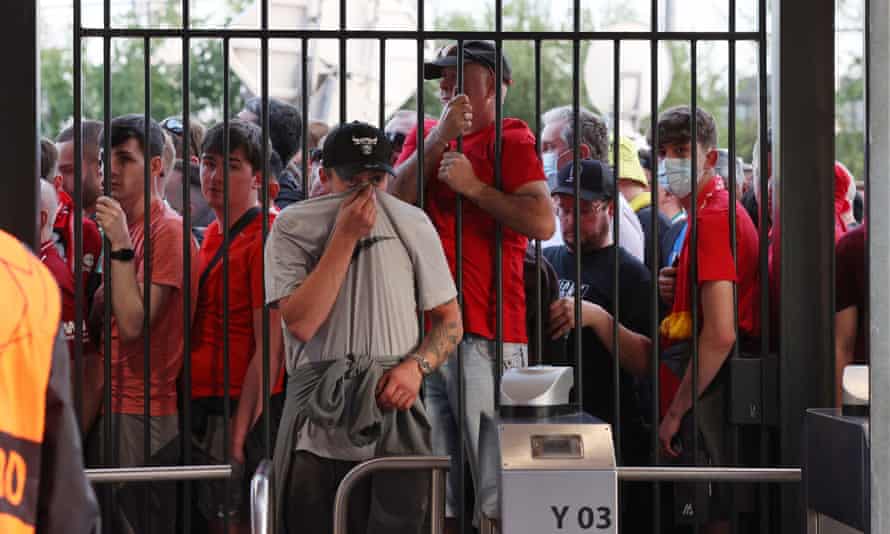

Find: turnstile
489;367;618;534
805;408;869;534
498;411;617;534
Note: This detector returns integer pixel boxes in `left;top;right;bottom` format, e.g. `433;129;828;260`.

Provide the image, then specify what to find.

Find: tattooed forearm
417;298;463;369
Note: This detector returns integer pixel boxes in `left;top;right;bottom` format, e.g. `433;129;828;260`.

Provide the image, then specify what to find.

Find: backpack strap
198;207;263;291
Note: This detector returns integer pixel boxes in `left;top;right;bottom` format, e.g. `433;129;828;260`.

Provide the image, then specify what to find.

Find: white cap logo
352;136;377;156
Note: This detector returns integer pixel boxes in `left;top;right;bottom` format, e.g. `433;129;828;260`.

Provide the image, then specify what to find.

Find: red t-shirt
104;200;199;415
40;241;79;355
191;210;284;399
688;180;760;339
660;178;761;413
835;224;867;362
397;118;545;342
53;190;102;289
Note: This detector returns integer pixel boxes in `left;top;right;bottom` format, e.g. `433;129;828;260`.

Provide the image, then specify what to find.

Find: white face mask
542;151;559;186
658;157;694;198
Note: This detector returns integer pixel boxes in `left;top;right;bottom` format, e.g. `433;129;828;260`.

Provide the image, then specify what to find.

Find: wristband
110;248;135;262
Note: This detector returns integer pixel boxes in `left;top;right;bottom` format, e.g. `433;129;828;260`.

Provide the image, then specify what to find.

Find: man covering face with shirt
265;121;462;534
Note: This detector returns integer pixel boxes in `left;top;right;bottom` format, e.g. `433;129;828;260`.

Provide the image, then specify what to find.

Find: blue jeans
424;334;527;522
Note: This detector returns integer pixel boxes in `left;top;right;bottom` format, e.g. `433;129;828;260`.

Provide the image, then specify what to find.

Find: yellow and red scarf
660;177;726;343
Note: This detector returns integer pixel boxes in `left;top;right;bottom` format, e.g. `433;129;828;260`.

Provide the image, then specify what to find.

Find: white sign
501;470;617;533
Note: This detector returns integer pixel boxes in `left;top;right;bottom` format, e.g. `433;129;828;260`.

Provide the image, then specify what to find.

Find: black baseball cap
424;40;513;84
552;159;615;202
321;121;395;180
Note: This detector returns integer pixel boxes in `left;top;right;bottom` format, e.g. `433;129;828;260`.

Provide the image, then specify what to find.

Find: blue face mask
542;151;559;185
658;157;694;198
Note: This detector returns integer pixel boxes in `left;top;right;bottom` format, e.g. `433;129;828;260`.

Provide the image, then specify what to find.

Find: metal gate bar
611;38;623;465
648;5;662;534
222;37;234;534
99;2;114;531
179;1;194;532
72;0;85;431
79;29;762;40
260;0;274;467
571;0;583;415
456;37;469;534
142;34;155;534
332;456;450;534
757;0;773;528
87;465;232;483
690;38;701;534
493;1;506;421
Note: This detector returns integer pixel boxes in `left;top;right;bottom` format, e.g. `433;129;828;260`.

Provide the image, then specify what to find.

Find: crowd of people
32;39;867;534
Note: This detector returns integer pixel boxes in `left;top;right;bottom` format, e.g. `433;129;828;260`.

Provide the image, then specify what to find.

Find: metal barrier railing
330;456;800;534
86;464;232;483
251;460;273;534
332;456;450;534
616;466;801;483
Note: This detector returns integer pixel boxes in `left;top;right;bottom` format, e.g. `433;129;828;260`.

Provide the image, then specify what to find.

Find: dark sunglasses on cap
160;117;184;135
385;131;406;150
161;117;201;158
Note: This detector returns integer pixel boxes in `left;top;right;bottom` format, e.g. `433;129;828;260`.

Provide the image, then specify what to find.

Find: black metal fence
67;0;784;532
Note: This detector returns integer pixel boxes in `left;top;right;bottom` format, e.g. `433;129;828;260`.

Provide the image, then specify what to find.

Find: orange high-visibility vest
0;230;61;534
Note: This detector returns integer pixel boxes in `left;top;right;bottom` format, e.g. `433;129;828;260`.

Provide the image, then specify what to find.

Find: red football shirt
53;189;102;292
689;179;760;339
191;211;284;399
397;118;545;343
660;178;761;413
40;241;79;355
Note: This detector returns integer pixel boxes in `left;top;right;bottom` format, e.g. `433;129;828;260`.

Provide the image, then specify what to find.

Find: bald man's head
39;179;59;244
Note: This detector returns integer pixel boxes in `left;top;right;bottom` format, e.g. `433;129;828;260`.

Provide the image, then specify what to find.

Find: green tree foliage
836;57;865;181
40;47;75;137
835;0;866;182
656;42;760;168
40;2;246;138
